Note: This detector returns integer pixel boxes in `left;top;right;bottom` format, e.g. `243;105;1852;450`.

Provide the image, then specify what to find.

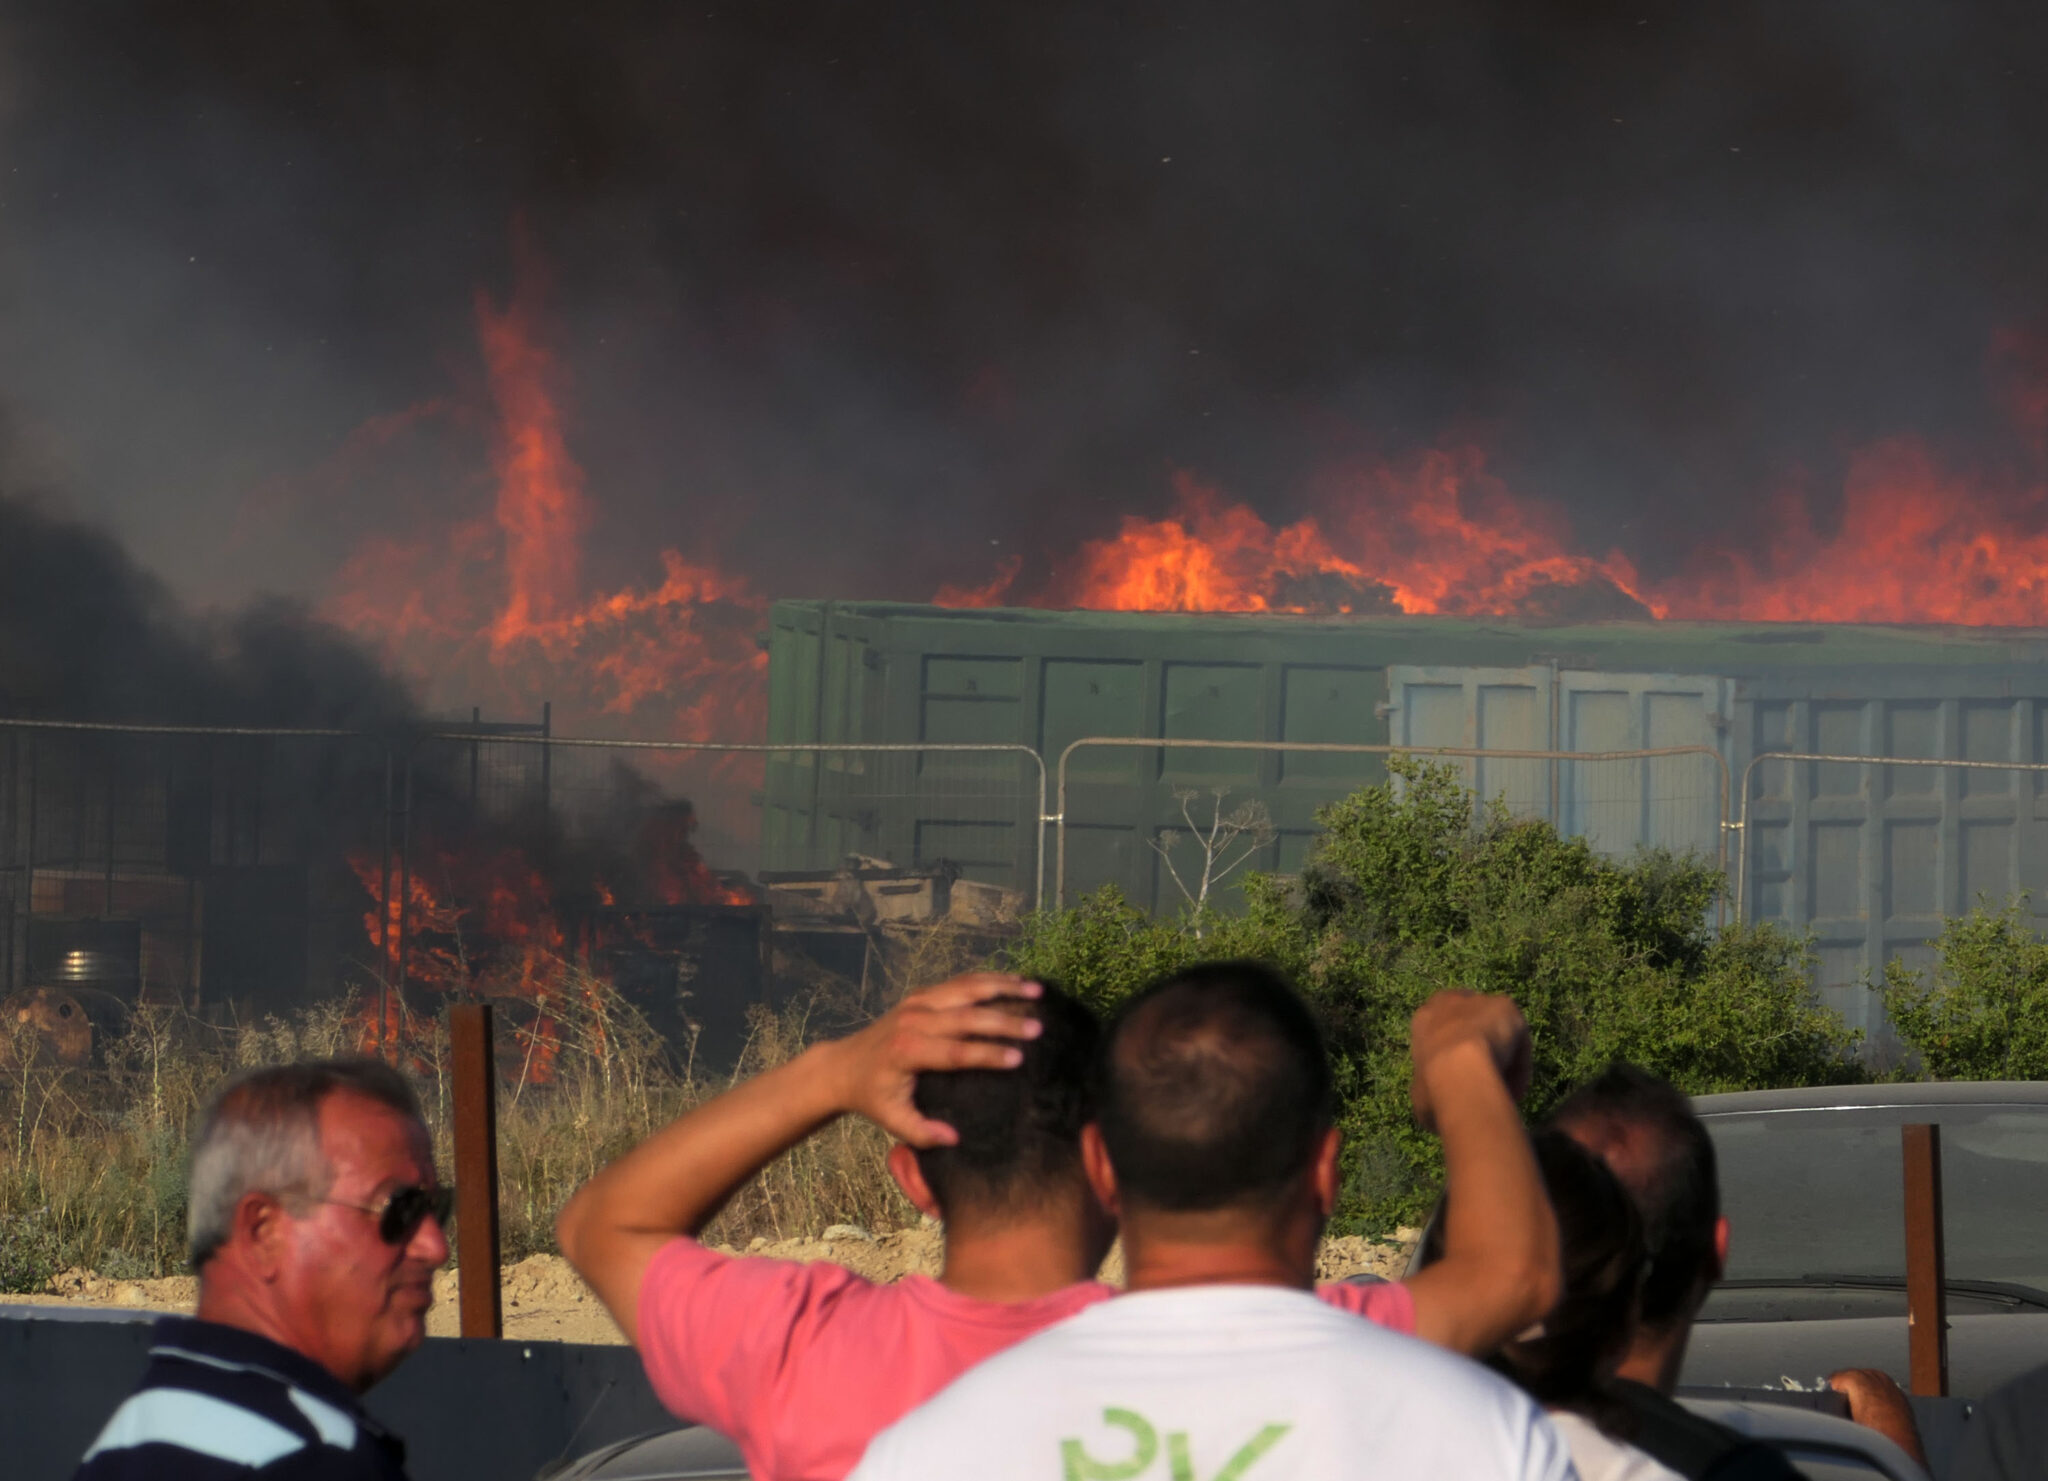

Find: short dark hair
1548;1063;1718;1329
910;985;1100;1217
189;1058;425;1268
1096;960;1334;1213
1486;1130;1645;1410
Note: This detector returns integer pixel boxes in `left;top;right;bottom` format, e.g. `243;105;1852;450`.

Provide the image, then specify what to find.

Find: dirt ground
8;1226;1422;1346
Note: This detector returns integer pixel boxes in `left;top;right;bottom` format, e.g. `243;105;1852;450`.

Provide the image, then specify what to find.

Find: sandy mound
16;1227;1423;1346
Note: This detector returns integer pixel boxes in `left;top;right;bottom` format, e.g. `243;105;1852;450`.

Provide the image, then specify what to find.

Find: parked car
1681;1081;2048;1400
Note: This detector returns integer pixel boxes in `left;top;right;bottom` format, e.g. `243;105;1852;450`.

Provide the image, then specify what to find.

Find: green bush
1007;757;1864;1233
1884;898;2048;1080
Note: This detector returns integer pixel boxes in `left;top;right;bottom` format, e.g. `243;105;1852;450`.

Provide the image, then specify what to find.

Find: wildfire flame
940;435;2048;629
345;799;749;1079
946;457;1657;620
328;262;767;743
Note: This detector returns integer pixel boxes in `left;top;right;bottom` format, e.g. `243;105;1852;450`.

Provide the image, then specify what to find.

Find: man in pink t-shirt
557;974;1559;1481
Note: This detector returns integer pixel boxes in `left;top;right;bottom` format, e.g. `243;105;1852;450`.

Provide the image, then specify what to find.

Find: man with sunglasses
74;1059;450;1480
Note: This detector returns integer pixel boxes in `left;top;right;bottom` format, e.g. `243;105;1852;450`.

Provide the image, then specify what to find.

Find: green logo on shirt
1061;1408;1290;1481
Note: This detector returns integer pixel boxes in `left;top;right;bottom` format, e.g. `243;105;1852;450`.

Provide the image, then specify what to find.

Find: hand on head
1408;989;1533;1129
828;972;1045;1147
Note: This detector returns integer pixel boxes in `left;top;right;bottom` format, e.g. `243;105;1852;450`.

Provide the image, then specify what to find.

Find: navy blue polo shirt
72;1316;409;1480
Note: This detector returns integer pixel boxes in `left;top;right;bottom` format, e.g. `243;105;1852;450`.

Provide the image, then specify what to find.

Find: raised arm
1399;990;1562;1356
555;972;1041;1342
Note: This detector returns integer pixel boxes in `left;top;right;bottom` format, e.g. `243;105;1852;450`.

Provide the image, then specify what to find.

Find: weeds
0;971;916;1291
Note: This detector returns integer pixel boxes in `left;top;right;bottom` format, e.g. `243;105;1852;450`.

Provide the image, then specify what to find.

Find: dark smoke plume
0;485;725;986
0;486;414;727
8;2;2048;615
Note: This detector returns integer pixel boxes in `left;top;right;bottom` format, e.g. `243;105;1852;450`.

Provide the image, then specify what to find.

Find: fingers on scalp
902;1117;960;1149
945;1039;1024;1070
952;1006;1042;1039
917;973;1038;1010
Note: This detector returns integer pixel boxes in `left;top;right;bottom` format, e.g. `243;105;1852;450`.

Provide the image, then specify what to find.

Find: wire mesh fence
32;710;2048;1060
0;720;1047;1068
1052;737;1731;913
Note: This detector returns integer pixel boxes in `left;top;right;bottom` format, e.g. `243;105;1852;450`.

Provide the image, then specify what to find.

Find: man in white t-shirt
850;961;1578;1481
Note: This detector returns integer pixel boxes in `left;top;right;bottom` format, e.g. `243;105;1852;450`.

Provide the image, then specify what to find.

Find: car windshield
1705;1102;2048;1298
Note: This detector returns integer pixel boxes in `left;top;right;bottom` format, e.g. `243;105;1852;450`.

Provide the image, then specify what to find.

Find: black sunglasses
318;1184;456;1246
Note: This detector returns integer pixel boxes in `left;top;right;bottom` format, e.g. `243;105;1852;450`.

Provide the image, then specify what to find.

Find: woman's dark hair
1481;1130;1646;1415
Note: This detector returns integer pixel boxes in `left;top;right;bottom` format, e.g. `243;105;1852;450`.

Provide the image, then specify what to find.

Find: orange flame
950;456;1658;621
1652;439;2048;625
476;287;589;647
328;264;767;746
345;820;746;1084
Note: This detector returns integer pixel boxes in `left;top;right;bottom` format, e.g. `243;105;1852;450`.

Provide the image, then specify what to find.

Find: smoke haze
6;1;2048;722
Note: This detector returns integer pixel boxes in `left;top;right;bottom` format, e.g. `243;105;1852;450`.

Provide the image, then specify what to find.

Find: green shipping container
764;600;2048;1044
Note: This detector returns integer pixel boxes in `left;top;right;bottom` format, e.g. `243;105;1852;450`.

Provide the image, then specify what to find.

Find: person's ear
236;1191;292;1281
1710;1215;1731;1282
1311;1126;1344;1219
1079;1124;1121;1220
886;1143;945;1222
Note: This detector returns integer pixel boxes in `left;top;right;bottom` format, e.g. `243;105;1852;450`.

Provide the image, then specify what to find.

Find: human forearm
560;1038;856;1250
1404;1039;1560;1353
1828;1370;1927;1468
554;1039;858;1339
555;972;1039;1342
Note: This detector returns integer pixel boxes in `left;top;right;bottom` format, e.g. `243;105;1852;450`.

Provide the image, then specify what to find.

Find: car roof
1682;1399;1926;1481
1693;1080;2048;1115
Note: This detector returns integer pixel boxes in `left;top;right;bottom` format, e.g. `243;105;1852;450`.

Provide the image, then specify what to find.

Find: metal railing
0;719;1051;1022
456;733;1050;908
1054;737;1733;909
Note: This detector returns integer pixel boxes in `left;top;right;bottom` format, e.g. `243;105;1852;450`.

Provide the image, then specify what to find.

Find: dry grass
0;970;915;1292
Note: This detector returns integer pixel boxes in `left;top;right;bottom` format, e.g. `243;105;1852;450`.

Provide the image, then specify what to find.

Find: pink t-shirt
635;1238;1417;1481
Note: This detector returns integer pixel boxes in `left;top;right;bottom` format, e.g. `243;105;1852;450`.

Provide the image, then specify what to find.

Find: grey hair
187;1058;423;1268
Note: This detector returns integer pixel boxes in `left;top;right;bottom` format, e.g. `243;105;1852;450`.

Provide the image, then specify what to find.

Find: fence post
450;1002;502;1340
1902;1123;1947;1397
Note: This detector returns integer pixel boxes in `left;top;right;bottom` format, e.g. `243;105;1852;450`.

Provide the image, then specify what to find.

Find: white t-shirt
1547;1412;1684;1481
849;1284;1579;1481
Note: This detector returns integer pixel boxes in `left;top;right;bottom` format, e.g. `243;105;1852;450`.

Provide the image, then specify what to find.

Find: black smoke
0;486;414;726
5;2;2048;615
0;484;734;1036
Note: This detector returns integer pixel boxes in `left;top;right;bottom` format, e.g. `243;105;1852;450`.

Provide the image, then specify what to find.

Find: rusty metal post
450;1002;502;1339
539;701;552;817
376;751;393;1058
394;756;412;1019
1902;1123;1948;1397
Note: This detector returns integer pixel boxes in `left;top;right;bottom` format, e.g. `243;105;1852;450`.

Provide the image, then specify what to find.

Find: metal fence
0;719;1048;1042
1052;738;1732;911
24;708;2048;1050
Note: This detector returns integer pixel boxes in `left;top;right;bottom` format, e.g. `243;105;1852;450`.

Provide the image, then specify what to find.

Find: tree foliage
1884;898;2048;1080
1006;757;1863;1233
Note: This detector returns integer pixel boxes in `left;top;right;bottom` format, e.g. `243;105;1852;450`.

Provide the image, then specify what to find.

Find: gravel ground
9;1226;1423;1346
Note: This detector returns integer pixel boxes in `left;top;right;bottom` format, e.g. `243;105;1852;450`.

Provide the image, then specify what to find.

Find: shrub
1884;898;2048;1080
1007;757;1864;1232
